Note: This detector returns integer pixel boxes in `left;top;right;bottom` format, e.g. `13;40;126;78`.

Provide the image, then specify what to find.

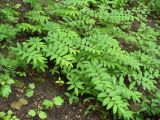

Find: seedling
0;110;20;120
25;83;35;97
55;77;64;86
28;109;47;120
0;74;14;98
42;96;64;109
16;71;26;77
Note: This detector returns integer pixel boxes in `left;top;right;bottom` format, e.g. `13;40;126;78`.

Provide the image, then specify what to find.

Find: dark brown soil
0;72;102;120
0;1;102;119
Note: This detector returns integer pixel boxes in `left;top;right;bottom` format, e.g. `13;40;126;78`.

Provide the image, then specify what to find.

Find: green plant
0;6;20;23
25;83;35;97
42;99;53;109
42;96;64;109
0;74;14;98
28;109;47;120
0;110;20;120
3;0;160;119
27;109;36;117
38;111;47;120
0;24;18;42
28;96;63;119
150;0;160;12
55;77;64;86
53;96;64;106
12;37;47;72
65;92;79;105
16;71;26;77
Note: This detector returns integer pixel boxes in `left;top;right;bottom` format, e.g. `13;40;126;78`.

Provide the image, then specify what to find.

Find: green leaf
76;82;84;89
107;101;114;110
68;85;75;90
113;105;117;114
42;99;53;109
102;97;110;106
53;96;64;106
26;90;34;97
74;87;79;96
0;112;6;118
1;85;11;98
15;4;21;9
7;110;13;115
28;110;36;117
38;111;47;119
98;93;107;98
29;83;35;89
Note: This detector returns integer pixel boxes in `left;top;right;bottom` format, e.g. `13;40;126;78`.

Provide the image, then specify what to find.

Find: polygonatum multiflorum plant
0;0;160;119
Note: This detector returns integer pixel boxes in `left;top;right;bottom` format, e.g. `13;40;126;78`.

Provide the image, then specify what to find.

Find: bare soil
0;72;102;120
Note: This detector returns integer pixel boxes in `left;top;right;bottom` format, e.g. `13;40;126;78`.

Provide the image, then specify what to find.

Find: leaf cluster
0;0;159;119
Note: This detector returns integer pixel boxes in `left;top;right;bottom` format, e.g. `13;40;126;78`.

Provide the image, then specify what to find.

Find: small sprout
26;83;35;98
53;96;64;106
28;110;36;117
15;4;21;9
29;83;35;89
0;110;19;120
26;90;34;97
55;77;64;86
42;99;53;109
16;72;26;77
38;111;47;119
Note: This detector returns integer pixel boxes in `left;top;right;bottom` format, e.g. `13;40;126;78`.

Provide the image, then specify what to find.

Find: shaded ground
0;1;159;120
0;1;102;119
0;72;102;120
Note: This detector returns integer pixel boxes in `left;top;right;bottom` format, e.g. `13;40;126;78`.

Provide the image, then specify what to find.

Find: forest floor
0;71;102;120
0;0;160;120
0;1;102;119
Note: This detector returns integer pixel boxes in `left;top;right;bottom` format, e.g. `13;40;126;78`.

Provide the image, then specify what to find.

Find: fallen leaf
10;98;28;110
19;98;28;105
10;101;21;110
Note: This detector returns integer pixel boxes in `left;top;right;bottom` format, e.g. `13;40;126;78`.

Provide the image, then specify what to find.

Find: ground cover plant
0;0;160;120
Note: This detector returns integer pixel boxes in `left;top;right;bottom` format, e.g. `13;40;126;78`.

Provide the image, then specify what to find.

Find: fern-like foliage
10;0;160;119
26;10;50;24
12;37;47;71
0;7;20;22
17;23;42;33
0;24;18;41
13;28;80;70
